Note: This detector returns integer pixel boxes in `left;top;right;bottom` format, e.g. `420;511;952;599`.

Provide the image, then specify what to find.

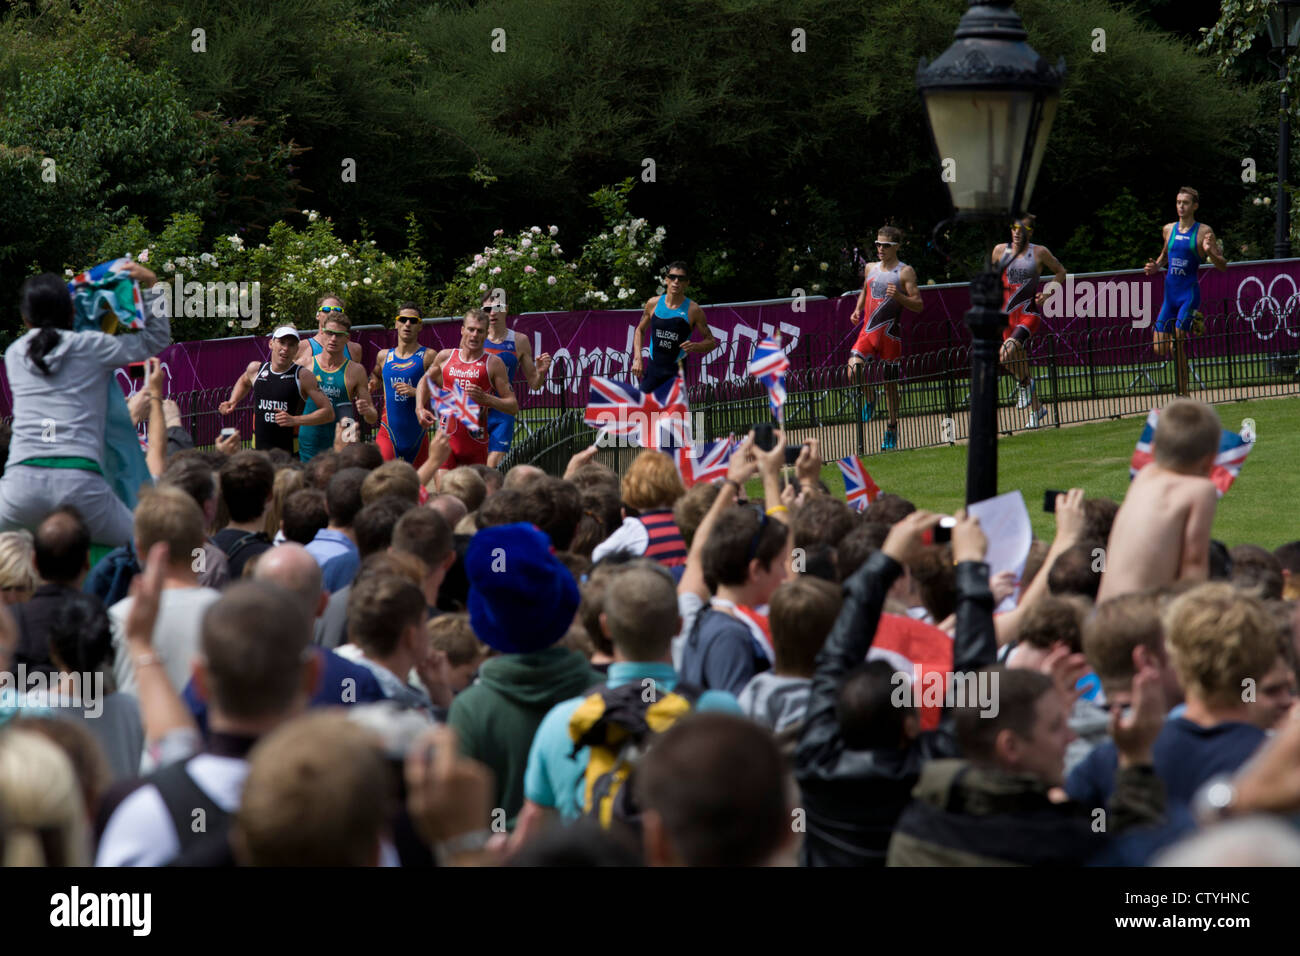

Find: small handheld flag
837;455;881;512
748;336;790;421
432;383;482;434
1129;408;1253;497
584;374;689;449
672;435;737;488
68;258;147;333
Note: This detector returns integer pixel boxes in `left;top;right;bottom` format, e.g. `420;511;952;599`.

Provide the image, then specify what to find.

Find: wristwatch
1192;774;1238;826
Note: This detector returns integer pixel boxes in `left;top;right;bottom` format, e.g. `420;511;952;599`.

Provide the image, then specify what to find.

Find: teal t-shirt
522;661;740;819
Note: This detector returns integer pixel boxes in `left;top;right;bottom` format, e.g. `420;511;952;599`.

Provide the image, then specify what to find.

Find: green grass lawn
755;395;1299;549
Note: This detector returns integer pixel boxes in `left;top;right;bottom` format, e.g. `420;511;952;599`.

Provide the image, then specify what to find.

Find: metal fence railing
502;312;1300;475
4;313;1296;474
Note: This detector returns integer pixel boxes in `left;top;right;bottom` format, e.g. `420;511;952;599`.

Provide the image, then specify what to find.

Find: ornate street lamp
917;0;1064;504
1266;0;1300;260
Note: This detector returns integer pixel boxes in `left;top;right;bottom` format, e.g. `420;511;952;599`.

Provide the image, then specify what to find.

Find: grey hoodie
3;289;170;467
737;672;811;733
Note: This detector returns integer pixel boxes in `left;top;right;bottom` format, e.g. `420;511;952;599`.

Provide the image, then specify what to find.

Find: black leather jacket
794;549;997;866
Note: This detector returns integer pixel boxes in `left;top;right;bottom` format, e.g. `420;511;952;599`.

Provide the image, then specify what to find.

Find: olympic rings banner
1;259;1296;417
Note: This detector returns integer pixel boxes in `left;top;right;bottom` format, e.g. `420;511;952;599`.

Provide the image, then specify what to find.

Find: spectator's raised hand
882;510;941;567
405;725;495;851
215;428;241;456
726;433;758;486
752;428;787;478
1111;665;1166;767
563;443;600;480
951;509;988;564
1039;642;1090;708
125;542;169;653
794;437;822;488
1053;488;1087;546
146;357;165;401
990;571;1018;605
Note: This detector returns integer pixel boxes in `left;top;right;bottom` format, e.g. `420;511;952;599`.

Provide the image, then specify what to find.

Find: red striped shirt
637;509;688;567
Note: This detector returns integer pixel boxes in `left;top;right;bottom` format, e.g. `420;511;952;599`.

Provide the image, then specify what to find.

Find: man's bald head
427;494;468;529
503;465;545;491
252;544;326;620
34;506;90;584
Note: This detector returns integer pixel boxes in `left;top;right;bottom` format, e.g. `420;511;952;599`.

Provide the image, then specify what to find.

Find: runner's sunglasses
318;305;345;314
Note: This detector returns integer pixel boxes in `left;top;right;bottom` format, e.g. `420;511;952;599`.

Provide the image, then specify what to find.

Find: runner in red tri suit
416;309;517;471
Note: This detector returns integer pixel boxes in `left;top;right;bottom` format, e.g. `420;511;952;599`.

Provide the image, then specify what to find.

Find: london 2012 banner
1;259;1296;418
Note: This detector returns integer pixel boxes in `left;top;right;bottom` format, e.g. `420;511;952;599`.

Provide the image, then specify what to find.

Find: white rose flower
139;249;150;263
531;226;541;234
613;277;622;287
549;225;558;236
164;262;175;273
521;238;532;248
479;283;488;291
364;277;373;285
64;268;74;277
341;251;349;259
614;225;625;235
308;211;319;222
351;280;359;286
820;262;828;271
491;266;502;275
547;276;557;285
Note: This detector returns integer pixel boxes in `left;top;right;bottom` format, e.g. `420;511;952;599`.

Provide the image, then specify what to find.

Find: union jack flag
673;435;738;488
584;375;689;449
1129;408;1254;497
837;455;881;512
748;336;790;420
432;383;482;434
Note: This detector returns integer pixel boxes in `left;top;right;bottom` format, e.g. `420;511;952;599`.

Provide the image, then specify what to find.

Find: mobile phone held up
751;422;804;464
127;361;147;380
932;516;957;544
219;428;238;441
1043;489;1066;513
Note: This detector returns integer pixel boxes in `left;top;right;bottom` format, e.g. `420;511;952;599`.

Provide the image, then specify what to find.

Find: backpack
223;531;268;566
568;680;702;829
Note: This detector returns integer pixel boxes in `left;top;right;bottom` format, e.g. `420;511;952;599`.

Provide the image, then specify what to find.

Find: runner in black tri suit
631;261;717;392
219;326;337;453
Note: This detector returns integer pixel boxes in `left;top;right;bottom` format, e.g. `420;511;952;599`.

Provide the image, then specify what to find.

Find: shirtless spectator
1097;400;1221;603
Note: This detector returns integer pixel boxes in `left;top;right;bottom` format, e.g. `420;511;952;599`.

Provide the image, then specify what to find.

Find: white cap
271;326;301;340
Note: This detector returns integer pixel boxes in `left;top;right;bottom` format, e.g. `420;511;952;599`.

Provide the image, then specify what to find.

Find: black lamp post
1267;0;1300;260
917;0;1063;505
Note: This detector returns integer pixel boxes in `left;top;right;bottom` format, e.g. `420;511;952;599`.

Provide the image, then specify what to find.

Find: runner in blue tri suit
370;302;437;466
631;261;716;393
296;312;376;461
1144;187;1227;396
481;288;551;467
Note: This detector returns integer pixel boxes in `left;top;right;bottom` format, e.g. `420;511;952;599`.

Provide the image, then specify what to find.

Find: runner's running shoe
1015;378;1035;409
881;426;898;450
1027;404;1052;429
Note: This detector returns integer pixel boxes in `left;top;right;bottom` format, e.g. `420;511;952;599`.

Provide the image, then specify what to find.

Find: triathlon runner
1143;186;1227;396
295;294;362;366
848;225;923;451
415;309;518;470
219;326;336;453
991;214;1066;429
481;288;552;468
631;261;717;393
370;302;437;466
296;312;377;462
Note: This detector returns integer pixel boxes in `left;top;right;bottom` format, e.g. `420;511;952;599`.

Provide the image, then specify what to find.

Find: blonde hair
0;530;39;596
361;461;421;506
0;729;90;866
1153;400;1221;473
441;467;487;515
621;450;686;512
134;486;205;568
1164;583;1277;707
266;467;306;539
